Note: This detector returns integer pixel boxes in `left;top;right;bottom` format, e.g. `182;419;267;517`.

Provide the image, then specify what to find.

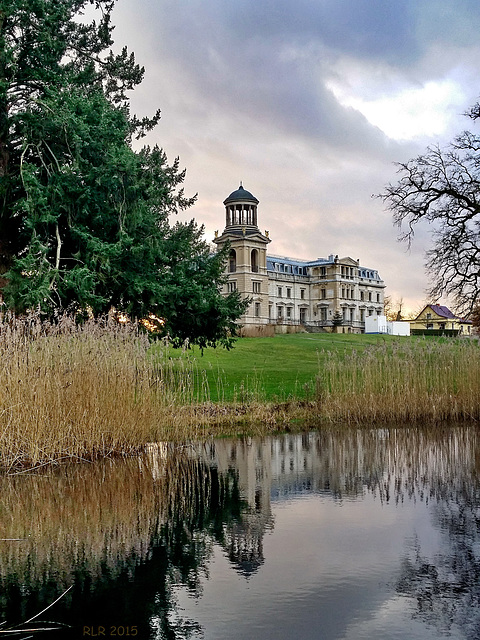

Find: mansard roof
267;254;383;281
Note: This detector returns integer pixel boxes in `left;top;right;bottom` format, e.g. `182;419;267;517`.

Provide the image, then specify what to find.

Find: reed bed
316;338;480;423
0;314;289;471
0;313;479;471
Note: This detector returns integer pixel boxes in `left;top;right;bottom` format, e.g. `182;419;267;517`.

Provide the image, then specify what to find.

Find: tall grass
316;338;480;423
0;314;284;471
0;314;479;470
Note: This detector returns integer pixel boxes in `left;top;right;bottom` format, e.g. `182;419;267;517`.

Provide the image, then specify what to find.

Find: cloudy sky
107;0;480;314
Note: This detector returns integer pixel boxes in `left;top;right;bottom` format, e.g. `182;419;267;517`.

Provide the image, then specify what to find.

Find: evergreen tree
332;309;343;333
0;0;247;348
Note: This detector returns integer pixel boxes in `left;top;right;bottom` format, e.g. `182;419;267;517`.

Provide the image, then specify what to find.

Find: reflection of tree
0;450;254;639
397;497;480;640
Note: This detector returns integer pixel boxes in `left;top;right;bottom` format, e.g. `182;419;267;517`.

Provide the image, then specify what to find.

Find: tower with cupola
213;185;271;331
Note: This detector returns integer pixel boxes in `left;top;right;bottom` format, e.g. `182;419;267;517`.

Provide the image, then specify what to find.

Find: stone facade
214;185;385;335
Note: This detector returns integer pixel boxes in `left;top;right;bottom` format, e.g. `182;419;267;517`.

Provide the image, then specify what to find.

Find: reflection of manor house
214;185;385;335
199;439;274;577
190;429;480;580
193;434;368;576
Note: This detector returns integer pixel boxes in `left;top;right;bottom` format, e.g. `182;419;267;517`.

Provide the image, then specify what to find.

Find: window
255;302;261;317
360;309;365;322
320;307;327;321
368;292;372;302
350;309;354;322
286;288;292;298
286;307;292;319
253;281;261;294
376;293;380;303
229;249;236;273
277;286;282;297
300;289;305;300
300;308;307;323
360;291;364;301
277;306;283;319
321;289;326;299
227;281;237;292
251;249;259;273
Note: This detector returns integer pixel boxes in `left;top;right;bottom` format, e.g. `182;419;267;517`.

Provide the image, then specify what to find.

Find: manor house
213;185;385;335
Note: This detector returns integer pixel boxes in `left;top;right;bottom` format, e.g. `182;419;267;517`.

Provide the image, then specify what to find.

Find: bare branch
378;111;480;314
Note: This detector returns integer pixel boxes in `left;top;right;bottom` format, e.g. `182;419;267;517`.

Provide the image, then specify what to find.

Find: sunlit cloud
327;77;466;141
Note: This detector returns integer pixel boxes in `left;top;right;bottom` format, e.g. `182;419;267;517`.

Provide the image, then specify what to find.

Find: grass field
154;332;424;402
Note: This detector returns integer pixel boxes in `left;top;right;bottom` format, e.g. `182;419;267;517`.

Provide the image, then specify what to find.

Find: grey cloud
135;0;480;160
138;3;403;155
110;0;480;310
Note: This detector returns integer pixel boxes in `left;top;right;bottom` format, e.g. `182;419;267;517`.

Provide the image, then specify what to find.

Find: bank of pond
0;316;479;470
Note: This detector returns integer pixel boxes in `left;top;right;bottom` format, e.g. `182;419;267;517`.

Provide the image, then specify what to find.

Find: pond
0;426;479;639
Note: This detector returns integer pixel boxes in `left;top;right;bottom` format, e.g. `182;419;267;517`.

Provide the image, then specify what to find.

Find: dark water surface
0;427;479;639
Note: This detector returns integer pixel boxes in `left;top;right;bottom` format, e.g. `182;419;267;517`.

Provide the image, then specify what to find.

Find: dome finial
240;180;243;188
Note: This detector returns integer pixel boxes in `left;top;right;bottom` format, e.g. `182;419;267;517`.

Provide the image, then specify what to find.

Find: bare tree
380;103;480;315
385;296;405;322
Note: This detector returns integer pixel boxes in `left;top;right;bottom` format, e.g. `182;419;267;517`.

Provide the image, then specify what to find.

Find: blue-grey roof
267;254;383;280
224;185;259;205
423;304;471;323
267;255;330;270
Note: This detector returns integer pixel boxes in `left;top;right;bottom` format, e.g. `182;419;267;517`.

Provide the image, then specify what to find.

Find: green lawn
154;332;405;402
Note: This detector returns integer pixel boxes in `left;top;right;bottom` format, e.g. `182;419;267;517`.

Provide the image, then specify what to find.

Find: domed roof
223;184;259;205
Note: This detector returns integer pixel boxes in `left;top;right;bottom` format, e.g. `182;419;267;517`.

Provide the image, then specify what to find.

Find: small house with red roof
409;304;472;335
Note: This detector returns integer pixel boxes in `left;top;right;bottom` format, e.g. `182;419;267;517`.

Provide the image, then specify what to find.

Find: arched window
251;249;259;273
229;249;236;273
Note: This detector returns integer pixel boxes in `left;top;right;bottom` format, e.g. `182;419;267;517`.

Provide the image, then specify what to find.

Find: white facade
365;315;410;336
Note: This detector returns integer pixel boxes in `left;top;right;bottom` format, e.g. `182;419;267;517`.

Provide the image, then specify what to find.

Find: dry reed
0;313;478;471
316;338;480;423
0;314;289;471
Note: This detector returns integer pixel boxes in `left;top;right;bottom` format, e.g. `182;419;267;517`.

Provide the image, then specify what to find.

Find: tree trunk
0;10;8;178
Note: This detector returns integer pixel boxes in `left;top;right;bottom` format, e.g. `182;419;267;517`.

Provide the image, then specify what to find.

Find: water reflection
0;427;478;639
